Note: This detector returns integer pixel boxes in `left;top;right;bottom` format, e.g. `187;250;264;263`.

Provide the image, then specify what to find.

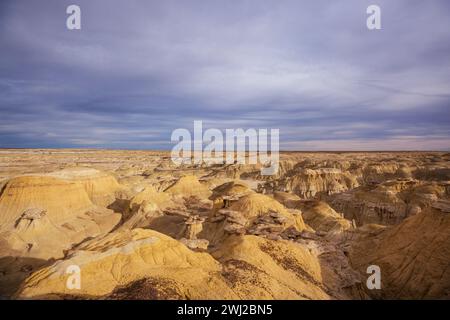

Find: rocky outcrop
212;235;331;299
0;173;121;261
0;170;123;297
349;203;450;299
329;180;449;226
164;175;212;199
179;215;209;250
260;168;358;199
273;191;302;209
16;229;237;299
297;200;353;236
119;186;173;229
47;167;123;207
1;150;449;300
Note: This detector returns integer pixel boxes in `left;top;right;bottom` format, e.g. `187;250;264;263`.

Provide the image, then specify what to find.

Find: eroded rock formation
0;150;448;300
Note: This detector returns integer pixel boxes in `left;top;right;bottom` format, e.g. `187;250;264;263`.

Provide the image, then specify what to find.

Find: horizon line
0;147;448;153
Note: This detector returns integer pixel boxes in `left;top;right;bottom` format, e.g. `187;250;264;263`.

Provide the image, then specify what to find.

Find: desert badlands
0;149;449;300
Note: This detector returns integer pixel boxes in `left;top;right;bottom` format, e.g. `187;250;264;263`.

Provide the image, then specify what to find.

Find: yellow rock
299;200;352;234
349;205;450;299
129;186;171;210
0;171;121;260
0;176;93;227
16;229;237;299
212;235;331;299
46;167;123;206
230;193;306;230
164;175;212;198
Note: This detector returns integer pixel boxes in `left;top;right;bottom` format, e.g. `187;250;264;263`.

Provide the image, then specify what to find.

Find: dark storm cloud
0;0;449;150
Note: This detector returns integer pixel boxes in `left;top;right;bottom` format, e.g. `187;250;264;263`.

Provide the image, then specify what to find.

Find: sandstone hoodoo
0;149;448;300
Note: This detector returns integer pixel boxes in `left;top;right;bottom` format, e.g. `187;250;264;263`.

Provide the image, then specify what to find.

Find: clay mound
0;172;122;297
298;200;352;234
354;223;386;235
230;193;286;218
273;191;302;209
128;186;171;213
164;175;211;198
0;175;93;227
362;163;402;184
230;193;285;217
0;173;121;260
209;180;254;209
229;193;306;231
16;228;237;299
0;168;123;227
121;187;173;229
349;204;450;299
210;180;253;199
212;235;330;299
47;167;122;206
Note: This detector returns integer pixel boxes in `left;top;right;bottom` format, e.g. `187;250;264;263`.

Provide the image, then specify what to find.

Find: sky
0;0;449;150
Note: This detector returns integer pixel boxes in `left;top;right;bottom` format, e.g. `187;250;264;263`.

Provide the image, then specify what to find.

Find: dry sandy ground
0;149;449;299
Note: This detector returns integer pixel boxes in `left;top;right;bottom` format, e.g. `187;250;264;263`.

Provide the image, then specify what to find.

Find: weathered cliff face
360;163;406;184
0;168;123;298
328;180;449;226
286;168;359;198
413;166;450;182
250;152;449;228
297;200;353;235
348;202;450;299
0;170;122;260
259;168;359;198
0;150;449;300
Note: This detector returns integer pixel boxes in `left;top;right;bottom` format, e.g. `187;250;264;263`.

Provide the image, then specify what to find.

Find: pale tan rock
16;229;237;299
0;149;449;300
349;206;450;299
298;200;352;235
0;173;121;261
164;175;212;198
229;193;306;231
212;235;331;299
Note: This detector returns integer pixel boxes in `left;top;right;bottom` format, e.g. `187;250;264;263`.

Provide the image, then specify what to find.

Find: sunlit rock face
327;180;449;226
348;203;450;299
0;169;122;261
0;150;449;300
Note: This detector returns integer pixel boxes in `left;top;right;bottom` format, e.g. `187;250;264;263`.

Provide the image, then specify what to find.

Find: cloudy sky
0;0;449;150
